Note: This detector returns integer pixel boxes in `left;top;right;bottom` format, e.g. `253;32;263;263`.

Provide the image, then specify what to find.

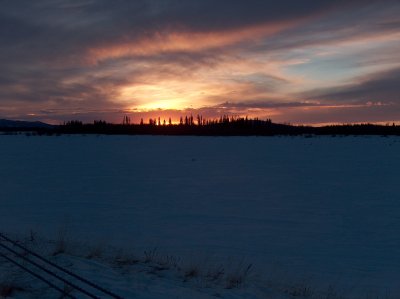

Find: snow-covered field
0;134;399;298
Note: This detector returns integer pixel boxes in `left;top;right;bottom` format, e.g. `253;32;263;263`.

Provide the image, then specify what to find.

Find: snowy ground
0;134;399;298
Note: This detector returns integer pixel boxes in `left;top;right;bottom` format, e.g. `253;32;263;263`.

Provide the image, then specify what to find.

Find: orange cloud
87;20;301;63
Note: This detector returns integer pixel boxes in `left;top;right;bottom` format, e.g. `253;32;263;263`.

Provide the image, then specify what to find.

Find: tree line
55;115;399;136
0;115;398;136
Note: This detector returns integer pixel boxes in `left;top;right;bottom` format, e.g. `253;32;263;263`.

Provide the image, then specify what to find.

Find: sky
0;0;399;125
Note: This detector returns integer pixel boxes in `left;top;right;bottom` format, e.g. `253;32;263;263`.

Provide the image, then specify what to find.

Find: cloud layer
0;0;399;124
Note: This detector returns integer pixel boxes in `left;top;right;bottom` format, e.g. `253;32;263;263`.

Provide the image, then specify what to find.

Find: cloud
215;101;321;109
0;0;399;124
86;21;297;63
300;67;400;104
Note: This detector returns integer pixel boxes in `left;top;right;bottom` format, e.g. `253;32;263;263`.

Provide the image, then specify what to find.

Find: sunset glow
0;1;399;124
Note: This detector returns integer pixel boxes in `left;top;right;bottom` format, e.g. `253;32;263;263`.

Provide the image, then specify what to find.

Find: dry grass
52;226;69;256
285;284;314;298
86;242;105;259
4;232;397;299
225;263;252;289
183;266;200;280
205;264;225;283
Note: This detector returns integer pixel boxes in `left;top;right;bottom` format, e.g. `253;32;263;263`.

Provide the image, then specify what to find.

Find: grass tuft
52;226;69;256
225;263;252;289
184;266;199;280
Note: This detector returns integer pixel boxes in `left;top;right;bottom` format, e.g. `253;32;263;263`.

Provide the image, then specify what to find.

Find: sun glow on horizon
117;78;238;111
119;85;188;110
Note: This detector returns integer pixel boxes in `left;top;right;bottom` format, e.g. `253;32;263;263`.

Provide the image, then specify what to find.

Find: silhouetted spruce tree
122;115;131;125
190;114;194;125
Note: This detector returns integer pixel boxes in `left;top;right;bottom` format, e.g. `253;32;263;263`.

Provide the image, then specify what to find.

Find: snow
0;134;399;298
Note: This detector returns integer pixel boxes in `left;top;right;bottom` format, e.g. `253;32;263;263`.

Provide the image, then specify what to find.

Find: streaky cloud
300;67;400;104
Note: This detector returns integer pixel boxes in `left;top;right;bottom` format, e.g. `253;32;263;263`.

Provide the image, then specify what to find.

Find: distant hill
0;119;54;128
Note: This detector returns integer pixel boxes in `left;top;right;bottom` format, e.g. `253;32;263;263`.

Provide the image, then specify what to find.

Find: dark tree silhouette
122;115;131;125
3;114;398;136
